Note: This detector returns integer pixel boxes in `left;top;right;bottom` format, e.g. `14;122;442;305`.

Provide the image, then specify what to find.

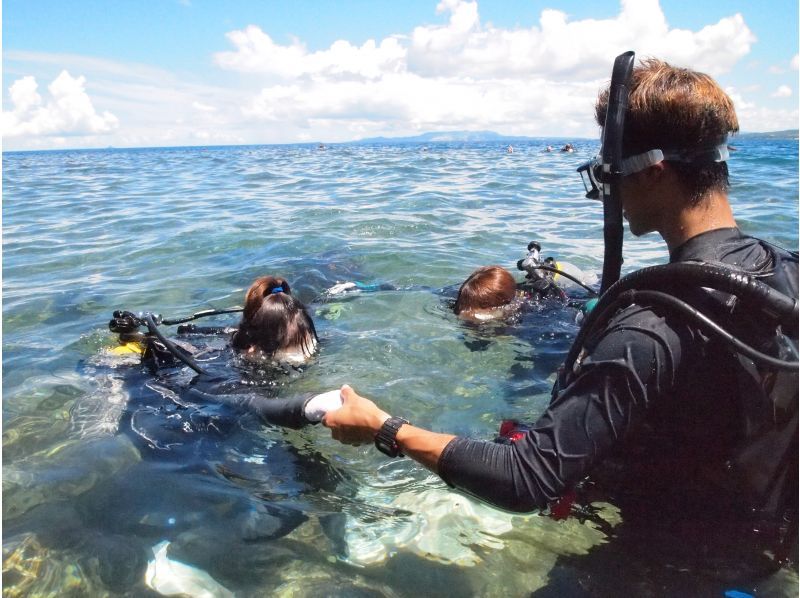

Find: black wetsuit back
438;229;797;568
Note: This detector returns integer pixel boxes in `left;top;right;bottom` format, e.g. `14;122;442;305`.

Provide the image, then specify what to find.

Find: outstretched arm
322;305;685;512
322;385;456;472
186;388;334;429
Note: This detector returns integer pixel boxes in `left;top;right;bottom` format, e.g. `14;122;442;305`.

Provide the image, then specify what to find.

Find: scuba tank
516;241;599;297
541;258;597;292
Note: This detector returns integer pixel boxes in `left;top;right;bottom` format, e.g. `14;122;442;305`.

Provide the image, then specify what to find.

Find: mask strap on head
621;142;729;176
271;286;284;294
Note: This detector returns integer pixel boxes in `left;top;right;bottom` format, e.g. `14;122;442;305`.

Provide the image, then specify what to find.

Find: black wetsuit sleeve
185;389;313;429
438;304;687;512
237;394;313;429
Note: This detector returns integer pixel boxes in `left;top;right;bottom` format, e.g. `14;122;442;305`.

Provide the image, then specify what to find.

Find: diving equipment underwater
108;307;343;429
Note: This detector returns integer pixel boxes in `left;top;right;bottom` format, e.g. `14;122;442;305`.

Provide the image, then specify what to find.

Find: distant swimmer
560;143;574;153
318;144;326;150
545;145;553;152
507;145;514;153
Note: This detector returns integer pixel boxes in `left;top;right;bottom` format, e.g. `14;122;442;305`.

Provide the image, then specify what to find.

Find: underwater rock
3;435;140;520
343;486;518;567
79;532;150;592
2;535;99;597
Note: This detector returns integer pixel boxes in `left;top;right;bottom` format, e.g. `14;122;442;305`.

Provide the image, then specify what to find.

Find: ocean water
3;137;798;596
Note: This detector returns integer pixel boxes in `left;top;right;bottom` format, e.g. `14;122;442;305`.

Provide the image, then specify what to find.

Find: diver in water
321;55;798;590
324;242;596;321
453;266;519;321
78;274;352;592
231;275;318;365
453;257;596;322
110;275;342;431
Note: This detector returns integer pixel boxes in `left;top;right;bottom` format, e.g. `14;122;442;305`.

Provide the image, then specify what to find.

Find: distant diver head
233;276;318;360
454;265;517;318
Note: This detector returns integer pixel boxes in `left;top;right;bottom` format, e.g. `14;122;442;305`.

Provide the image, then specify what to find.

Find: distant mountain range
348;129;799;145
350;130;570;144
737;129;799;140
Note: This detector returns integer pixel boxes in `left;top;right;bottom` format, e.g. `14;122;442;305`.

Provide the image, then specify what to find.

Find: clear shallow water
3;137;798;596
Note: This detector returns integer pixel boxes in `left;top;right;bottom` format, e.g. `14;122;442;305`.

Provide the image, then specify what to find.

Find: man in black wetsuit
323;58;798;590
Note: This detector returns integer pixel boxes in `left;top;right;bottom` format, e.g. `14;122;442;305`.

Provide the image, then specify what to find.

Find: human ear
636;161;667;190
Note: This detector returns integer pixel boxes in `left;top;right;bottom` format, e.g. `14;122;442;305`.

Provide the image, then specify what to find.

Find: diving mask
578;143;730;200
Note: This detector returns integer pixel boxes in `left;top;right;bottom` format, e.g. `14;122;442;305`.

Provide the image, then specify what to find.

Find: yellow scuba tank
110;340;145;355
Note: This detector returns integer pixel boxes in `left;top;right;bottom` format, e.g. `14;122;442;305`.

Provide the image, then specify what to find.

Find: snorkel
578;51;635;294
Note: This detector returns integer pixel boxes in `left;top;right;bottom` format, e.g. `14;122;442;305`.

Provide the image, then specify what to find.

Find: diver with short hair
454;265;519;321
453;257;596;322
321;54;798;590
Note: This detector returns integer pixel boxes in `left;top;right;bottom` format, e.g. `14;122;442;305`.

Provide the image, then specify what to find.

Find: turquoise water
3;138;798;596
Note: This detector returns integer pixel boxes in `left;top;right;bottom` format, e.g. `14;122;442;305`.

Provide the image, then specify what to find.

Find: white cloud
2;70;118;138
727;85;798;132
211;0;756;143
6;1;786;149
405;0;752;79
214;25;406;80
192;101;217;112
772;85;792;98
791;54;799;70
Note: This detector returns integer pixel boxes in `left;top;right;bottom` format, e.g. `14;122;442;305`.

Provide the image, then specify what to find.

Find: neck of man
660;188;737;253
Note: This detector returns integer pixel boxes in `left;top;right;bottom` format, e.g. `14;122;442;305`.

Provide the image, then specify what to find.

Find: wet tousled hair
454;266;517;315
232;276;318;359
595;58;739;204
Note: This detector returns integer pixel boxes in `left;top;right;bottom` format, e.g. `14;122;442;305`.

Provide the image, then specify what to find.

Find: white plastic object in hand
304;389;344;422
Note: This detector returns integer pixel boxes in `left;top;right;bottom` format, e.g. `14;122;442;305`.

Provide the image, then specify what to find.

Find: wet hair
454;266;517;315
232;275;318;358
595;58;739;204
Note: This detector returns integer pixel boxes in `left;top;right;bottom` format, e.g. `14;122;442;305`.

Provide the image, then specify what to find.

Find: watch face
374;417;407;457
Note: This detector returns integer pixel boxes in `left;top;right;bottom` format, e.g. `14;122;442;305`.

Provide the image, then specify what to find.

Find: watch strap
374;416;409;458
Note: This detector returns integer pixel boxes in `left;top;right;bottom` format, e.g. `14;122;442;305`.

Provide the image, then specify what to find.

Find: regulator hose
144;313;209;376
161;307;243;326
525;265;599;296
565;262;799;372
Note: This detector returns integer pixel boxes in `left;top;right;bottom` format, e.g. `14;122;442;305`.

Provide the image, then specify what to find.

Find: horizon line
3;129;797;155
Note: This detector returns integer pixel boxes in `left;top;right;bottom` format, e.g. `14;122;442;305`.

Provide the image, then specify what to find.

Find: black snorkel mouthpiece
598;51;635;294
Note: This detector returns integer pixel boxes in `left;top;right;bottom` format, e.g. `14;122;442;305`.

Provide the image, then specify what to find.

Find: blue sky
3;0;798;150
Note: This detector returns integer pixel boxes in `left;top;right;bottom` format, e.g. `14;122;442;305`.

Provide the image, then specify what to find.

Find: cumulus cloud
772;85;792;98
218;0;754;81
214;25;406;80
192;101;217;112
727;85;798;132
212;0;755;140
8;1;784;149
2;70;118;138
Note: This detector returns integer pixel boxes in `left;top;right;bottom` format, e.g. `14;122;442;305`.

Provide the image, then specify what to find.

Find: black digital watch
374;416;409;458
